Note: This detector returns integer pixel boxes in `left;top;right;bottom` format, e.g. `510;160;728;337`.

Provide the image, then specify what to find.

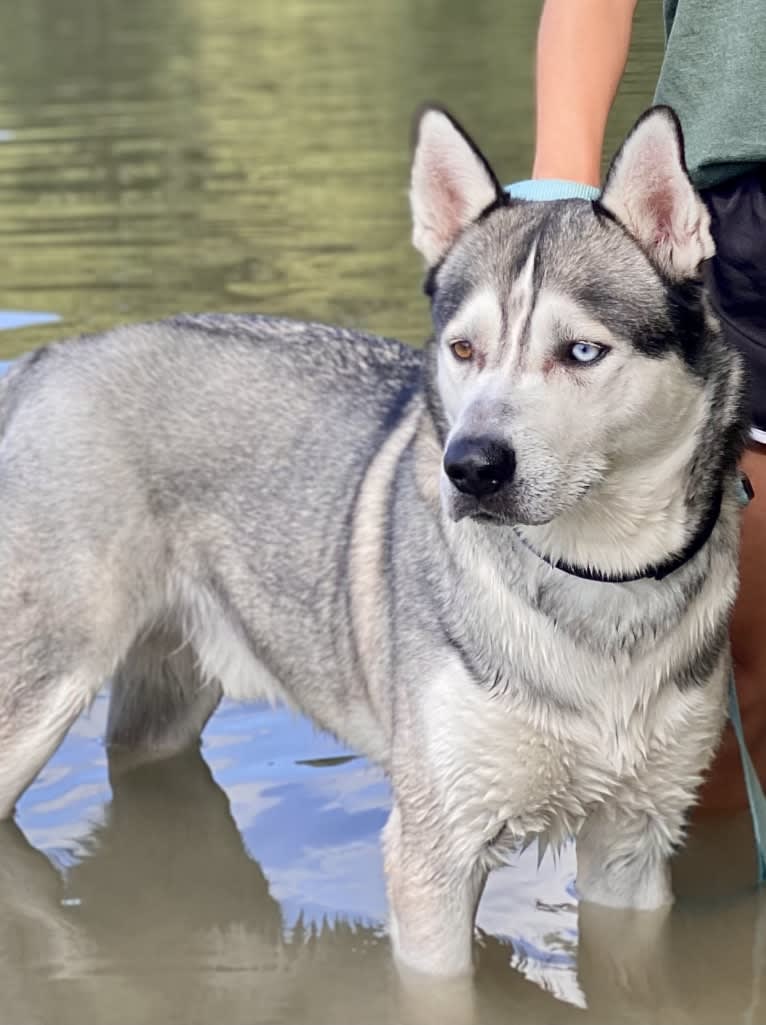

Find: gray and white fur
0;106;747;976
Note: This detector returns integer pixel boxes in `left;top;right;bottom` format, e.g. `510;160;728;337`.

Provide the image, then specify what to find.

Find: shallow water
1;1;765;1022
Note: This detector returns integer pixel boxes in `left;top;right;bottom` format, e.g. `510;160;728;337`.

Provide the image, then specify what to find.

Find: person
531;0;766;815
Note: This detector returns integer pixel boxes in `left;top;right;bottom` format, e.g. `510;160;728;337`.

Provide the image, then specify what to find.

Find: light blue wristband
505;179;601;202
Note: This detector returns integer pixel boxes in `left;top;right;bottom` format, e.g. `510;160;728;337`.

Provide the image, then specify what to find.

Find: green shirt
654;0;766;189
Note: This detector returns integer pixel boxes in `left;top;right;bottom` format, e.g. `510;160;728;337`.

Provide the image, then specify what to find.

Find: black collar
513;486;725;584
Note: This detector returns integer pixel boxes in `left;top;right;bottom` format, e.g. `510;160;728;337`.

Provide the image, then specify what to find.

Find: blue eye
568;341;606;365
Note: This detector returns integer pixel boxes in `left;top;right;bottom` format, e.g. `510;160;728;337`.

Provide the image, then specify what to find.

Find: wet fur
0;107;749;976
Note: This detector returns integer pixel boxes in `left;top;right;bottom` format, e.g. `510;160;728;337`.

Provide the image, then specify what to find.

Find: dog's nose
443;437;516;498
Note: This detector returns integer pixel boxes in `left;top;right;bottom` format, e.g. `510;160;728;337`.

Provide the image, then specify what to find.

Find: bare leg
698;444;766;813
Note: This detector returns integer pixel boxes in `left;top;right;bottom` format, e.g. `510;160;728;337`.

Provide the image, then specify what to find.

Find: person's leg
697;444;766;813
696;172;766;815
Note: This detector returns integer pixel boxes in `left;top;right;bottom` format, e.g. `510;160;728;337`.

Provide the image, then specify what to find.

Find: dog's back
0;315;423;809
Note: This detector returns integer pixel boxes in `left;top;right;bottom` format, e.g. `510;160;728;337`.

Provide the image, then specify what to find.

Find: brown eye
450;340;474;361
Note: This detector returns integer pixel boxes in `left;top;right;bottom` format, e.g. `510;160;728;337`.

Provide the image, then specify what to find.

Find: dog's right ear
410;106;507;267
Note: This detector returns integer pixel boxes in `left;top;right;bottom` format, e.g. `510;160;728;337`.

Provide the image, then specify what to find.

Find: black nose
443;437;516;498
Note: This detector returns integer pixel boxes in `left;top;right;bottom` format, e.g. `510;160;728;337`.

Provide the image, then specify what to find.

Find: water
0;1;764;1022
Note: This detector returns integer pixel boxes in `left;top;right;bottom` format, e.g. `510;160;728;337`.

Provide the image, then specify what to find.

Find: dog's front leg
383;803;487;977
576;680;726;910
575;803;675;909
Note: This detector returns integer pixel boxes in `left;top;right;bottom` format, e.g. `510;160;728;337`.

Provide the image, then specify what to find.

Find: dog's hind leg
0;508;167;819
0;669;100;820
106;623;222;765
0;584;125;819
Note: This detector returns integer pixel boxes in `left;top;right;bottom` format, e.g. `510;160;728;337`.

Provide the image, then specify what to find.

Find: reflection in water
0;310;58;331
6;750;385;1025
6;698;766;1025
7;734;560;1025
0;0;764;1021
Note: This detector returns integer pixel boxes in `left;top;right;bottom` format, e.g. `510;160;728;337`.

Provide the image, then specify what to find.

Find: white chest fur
422;646;726;862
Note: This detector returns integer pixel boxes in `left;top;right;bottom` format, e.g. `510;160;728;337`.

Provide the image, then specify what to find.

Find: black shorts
703;169;766;442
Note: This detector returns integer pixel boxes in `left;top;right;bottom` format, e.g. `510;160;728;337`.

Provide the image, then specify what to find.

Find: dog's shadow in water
0;750;764;1025
0;749;556;1025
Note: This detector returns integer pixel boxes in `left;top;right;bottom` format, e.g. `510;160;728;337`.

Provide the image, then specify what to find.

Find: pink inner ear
602;113;713;277
431;166;468;229
647;187;674;244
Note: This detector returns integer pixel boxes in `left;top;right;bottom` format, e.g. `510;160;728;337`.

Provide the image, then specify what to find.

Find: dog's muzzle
443;436;516;499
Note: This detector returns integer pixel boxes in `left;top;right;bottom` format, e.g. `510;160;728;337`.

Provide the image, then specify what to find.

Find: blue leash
728;673;766;883
508;180;766;883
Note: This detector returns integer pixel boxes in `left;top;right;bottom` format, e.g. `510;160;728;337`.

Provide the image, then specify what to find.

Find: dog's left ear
599;106;714;280
410;106;506;267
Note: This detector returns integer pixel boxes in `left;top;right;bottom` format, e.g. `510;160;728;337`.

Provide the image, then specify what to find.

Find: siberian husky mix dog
0;105;747;976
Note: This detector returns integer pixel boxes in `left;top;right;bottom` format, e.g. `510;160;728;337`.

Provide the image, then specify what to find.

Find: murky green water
0;1;764;1022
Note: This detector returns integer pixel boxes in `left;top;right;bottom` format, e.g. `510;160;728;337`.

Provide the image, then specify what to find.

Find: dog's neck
515;437;721;582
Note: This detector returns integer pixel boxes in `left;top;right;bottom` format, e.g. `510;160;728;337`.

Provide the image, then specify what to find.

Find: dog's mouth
469;510;505;525
442;465;598;527
447;493;516;526
444;483;576;529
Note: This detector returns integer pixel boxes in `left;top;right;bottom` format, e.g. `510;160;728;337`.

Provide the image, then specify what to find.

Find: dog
0;104;747;977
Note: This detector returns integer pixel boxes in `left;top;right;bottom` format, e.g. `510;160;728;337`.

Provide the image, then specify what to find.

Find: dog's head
411;106;741;528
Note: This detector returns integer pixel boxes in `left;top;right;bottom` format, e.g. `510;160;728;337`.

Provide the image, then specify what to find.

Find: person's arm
532;0;638;187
